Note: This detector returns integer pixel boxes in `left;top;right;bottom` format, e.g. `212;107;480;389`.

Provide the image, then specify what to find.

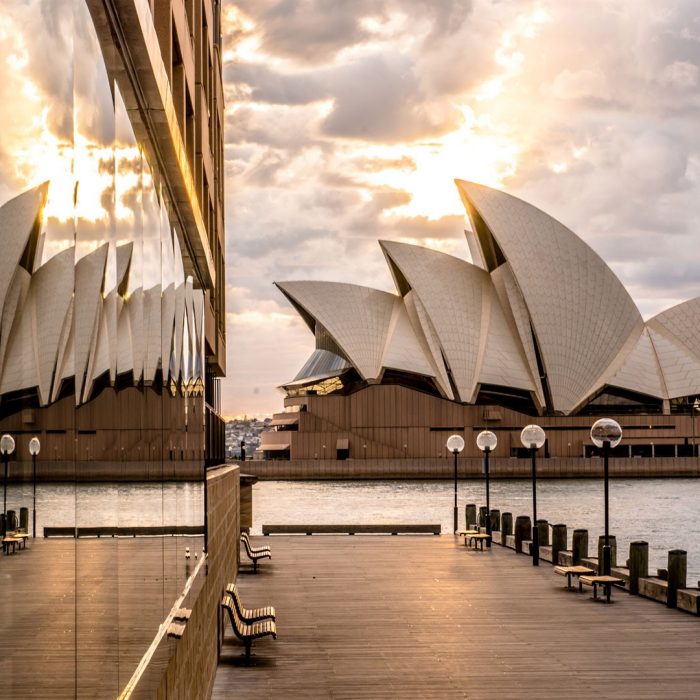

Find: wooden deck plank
214;535;700;699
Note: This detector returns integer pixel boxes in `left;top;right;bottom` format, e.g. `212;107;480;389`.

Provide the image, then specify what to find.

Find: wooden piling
514;515;532;554
597;535;617;574
489;509;500;534
500;512;513;546
572;529;588;564
535;519;549;547
551;524;567;566
667;549;687;609
465;504;477;530
628;541;648;595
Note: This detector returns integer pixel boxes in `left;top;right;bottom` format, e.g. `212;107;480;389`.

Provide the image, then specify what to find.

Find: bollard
489;509;501;534
501;512;513;546
465;504;477;530
514;515;532;554
597;535;617;574
628;541;649;595
572;529;588;564
478;506;488;528
667;550;687;609
6;510;17;531
20;507;29;532
551;524;567;566
535;519;549;547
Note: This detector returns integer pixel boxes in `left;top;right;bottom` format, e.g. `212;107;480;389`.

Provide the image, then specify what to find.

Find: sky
221;0;700;418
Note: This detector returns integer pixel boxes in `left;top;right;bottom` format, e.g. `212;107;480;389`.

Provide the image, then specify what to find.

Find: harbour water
253;478;700;582
5;477;700;582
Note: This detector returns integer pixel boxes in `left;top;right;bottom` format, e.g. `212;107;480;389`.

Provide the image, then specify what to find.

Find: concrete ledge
558;550;574;566
539;545;553;563
639;577;668;604
678;589;700;615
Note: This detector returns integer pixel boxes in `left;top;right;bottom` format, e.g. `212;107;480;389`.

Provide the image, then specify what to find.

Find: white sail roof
457;180;642;413
276;281;397;381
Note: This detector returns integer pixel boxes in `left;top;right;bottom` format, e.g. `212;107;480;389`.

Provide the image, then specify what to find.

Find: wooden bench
554;565;595;590
240;532;271;573
579;575;624;603
226;583;276;623
222;593;277;663
262;524;441;535
2;532;28;555
465;533;491;551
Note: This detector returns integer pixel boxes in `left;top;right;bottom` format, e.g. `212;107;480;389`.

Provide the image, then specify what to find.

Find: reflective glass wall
0;1;205;695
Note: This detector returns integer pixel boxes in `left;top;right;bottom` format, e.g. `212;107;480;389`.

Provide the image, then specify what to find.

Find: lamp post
1;434;15;536
590;418;622;576
29;437;40;538
446;434;465;534
476;430;497;547
520;424;546;566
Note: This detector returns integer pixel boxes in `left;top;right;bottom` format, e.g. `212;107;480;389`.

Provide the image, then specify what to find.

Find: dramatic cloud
221;0;700;417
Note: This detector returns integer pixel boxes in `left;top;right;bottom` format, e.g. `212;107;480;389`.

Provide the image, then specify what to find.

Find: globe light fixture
1;434;15;536
446;434;465;534
476;431;497;547
590;418;622;575
29;437;40;538
520;424;546;566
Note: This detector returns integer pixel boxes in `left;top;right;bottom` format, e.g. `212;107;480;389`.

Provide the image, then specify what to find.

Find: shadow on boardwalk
215;535;700;699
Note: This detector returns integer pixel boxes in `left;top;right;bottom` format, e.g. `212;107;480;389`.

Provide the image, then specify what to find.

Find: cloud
220;0;700;416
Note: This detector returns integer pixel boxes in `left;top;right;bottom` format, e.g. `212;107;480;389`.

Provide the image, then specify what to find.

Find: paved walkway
215;535;700;699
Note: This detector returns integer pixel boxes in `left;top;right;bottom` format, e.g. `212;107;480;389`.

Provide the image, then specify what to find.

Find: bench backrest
221;594;247;640
225;583;245;616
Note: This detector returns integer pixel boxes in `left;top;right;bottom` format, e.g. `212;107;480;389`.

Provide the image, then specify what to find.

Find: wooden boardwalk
215;535;700;699
0;536;202;698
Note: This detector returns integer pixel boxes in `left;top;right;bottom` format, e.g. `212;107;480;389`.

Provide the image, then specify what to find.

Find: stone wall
243;456;700;479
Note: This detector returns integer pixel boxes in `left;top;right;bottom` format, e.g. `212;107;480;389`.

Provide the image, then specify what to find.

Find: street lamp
590;418;622;575
476;430;497;548
446;434;465;534
1;434;15;535
29;437;40;538
520;424;546;566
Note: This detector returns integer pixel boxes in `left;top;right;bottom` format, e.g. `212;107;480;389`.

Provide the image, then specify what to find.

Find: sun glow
350;4;551;221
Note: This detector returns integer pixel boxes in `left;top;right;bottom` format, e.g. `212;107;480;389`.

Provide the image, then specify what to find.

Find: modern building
264;180;700;461
0;0;226;476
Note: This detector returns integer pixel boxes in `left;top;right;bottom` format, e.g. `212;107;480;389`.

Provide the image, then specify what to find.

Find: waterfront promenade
215;535;700;699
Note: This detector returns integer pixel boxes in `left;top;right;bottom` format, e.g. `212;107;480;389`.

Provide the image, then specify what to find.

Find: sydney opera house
263;180;700;462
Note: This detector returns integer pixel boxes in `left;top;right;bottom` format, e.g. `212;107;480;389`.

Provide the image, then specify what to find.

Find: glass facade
0;1;218;694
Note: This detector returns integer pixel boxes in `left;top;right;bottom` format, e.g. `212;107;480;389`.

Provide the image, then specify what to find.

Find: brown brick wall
147;464;239;699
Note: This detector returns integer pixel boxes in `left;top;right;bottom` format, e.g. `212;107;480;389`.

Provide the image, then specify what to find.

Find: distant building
264;181;700;461
0;0;226;475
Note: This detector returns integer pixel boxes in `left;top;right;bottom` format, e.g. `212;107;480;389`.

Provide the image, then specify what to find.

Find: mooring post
489;509;501;534
514;515;532;554
572;529;588;564
628;541;649;595
667;549;687;609
551;524;567;566
465;503;477;530
500;512;513;546
536;519;549;547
